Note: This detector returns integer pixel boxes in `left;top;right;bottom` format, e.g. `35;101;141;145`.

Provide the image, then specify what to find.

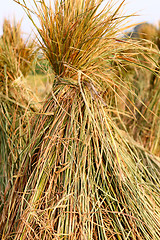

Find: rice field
0;0;160;239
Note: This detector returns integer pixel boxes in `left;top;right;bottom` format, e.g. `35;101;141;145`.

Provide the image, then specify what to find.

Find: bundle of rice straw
1;1;160;239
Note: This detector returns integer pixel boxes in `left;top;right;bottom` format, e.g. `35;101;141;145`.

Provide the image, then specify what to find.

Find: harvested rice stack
1;1;160;239
0;19;36;85
126;23;160;155
138;22;160;155
0;18;40;226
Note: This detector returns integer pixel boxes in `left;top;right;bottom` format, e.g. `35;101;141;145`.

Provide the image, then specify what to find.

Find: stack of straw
1;1;160;239
0;18;39;228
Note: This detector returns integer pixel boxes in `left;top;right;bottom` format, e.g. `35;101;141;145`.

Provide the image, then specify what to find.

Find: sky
0;0;160;36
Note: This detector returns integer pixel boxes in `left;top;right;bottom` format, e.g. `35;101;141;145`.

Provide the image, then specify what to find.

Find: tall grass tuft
2;0;160;239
